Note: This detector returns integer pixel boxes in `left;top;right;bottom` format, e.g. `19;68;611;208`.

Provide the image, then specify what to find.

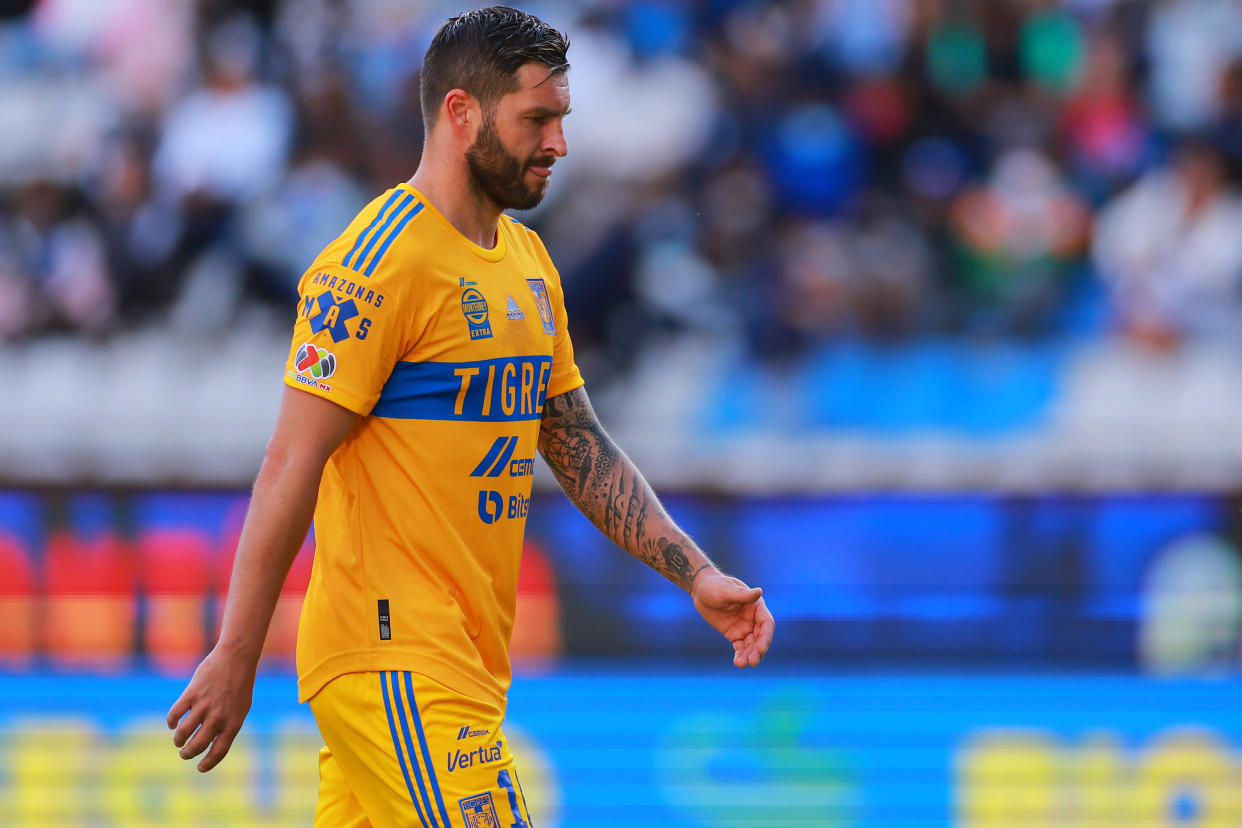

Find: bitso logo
291;343;337;391
461;288;493;340
477;490;504;525
476;489;530;524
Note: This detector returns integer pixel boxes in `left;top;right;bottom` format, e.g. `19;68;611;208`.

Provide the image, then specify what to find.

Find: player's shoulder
503;214;556;266
336;185;432;276
303;185;433;290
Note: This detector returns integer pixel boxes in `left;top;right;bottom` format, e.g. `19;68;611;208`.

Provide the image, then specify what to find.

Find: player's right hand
166;646;257;773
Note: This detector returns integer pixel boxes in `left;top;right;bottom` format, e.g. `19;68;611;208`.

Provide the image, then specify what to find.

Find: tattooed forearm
539;387;716;591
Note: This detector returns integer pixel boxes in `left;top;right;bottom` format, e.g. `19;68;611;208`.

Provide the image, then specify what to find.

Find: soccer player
166;7;774;826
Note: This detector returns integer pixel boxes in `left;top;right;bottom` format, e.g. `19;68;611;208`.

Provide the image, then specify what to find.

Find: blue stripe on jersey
404;672;453;828
353;193;415;275
345;191;403;270
391;672;440;827
372;356;553;422
363;202;425;277
381;672;432;827
513;768;535;826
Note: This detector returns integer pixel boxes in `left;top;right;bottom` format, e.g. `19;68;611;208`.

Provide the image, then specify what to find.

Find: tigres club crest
459;792;500;828
526;278;556;336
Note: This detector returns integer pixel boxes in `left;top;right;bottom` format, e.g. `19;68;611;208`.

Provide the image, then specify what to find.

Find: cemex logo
457;725;491;741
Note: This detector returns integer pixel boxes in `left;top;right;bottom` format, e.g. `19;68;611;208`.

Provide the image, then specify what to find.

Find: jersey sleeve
546;272;584;397
523;227;584;398
283;261;411;416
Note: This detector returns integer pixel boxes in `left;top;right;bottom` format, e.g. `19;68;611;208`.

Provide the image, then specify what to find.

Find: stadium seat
138;528;212;674
43;528;136;671
0;532;36;666
510;539;563;670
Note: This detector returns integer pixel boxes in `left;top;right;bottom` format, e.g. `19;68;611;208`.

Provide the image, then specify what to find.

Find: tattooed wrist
688;563;716;591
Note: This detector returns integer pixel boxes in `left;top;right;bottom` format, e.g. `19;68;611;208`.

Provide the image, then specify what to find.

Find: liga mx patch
291;343;337;390
461;288;493;340
459;791;500;827
526;278;556;335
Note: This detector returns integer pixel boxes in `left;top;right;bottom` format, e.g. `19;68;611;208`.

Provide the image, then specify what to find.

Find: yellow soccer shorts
309;670;535;828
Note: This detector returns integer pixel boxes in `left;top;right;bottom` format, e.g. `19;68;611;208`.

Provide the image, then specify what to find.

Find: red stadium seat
43;531;136;670
509;539;563;671
0;533;36;666
139;528;211;674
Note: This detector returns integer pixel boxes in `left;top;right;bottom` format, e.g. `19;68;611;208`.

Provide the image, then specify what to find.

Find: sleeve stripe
362;201;425;278
352;193;415;274
344;190;404;270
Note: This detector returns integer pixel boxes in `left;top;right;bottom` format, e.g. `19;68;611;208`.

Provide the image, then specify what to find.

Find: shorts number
497;768;528;828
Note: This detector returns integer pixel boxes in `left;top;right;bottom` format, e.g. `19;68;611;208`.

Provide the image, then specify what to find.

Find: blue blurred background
5;0;1242;825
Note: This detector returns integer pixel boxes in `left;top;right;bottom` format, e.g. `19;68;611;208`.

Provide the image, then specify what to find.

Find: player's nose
543;123;567;159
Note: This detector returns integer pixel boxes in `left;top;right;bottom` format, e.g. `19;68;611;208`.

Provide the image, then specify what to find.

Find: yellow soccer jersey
284;183;583;707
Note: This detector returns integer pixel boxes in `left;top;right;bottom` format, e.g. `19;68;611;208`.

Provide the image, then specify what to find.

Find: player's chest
415;267;558;360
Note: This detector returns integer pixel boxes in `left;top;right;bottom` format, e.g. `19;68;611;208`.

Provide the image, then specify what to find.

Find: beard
465;117;552;211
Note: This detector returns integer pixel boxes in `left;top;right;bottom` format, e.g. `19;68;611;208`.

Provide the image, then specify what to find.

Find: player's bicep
267;385;362;467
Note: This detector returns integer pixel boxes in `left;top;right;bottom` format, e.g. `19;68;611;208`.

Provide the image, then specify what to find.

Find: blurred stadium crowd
7;0;1242;350
5;0;1242;487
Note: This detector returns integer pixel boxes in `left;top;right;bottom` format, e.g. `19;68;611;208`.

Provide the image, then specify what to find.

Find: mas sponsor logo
457;725;491;741
290;343;336;390
505;296;525;320
470;437;534;478
459;792;500;828
461;288;493;340
476;490;529;524
447;741;503;773
526;278;555;335
303;291;373;342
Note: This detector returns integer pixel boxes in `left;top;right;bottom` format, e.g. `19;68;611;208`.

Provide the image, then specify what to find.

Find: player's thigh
309;670;535;828
405;672;535;827
310;670;444;827
314;744;373;828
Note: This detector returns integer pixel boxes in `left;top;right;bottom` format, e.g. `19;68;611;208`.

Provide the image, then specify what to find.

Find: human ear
444;89;480;141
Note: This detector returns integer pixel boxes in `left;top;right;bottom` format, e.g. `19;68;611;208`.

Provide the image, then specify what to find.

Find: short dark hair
420;6;570;127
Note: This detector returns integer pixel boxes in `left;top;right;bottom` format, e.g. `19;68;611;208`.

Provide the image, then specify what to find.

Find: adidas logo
506;296;525;320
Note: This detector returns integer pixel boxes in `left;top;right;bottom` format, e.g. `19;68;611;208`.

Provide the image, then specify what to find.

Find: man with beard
166;7;773;826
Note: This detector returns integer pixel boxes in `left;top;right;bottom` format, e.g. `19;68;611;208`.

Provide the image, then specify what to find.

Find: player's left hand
691;571;774;667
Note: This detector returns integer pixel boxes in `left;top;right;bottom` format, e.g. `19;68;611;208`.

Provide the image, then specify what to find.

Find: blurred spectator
948;147;1090;335
0;180;115;338
1092;139;1242;346
153;13;291;202
91;132;186;318
1146;0;1242;130
1061;31;1152;202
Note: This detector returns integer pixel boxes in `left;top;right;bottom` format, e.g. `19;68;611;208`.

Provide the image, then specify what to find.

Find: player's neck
407;160;501;251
